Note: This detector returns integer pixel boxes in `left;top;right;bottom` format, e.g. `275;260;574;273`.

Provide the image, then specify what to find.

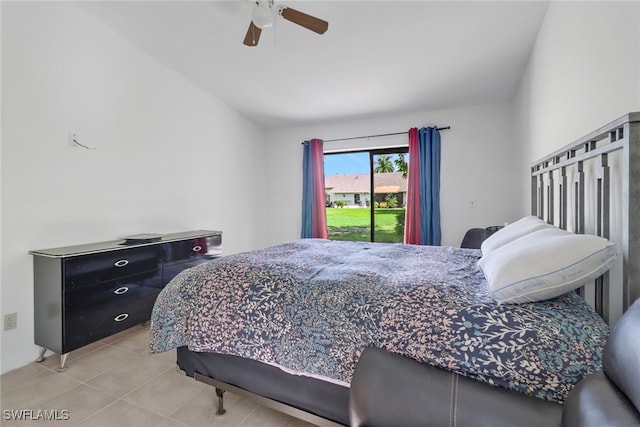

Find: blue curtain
301;141;313;238
418;127;441;245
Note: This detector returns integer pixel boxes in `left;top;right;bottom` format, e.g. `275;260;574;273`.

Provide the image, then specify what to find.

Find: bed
149;112;639;427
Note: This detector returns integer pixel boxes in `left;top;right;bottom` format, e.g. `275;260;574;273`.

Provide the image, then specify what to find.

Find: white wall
264;102;517;248
1;2;267;373
513;1;640;215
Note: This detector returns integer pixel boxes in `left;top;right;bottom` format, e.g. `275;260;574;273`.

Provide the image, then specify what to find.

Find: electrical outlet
68;133;78;148
4;313;17;331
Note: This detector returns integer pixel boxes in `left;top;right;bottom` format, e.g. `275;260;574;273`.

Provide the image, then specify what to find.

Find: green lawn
326;208;404;243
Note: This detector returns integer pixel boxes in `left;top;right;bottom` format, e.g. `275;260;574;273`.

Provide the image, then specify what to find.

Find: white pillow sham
481;216;551;255
479;227;618;304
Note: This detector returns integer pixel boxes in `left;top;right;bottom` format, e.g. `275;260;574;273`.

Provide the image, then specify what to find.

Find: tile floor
1;325;316;427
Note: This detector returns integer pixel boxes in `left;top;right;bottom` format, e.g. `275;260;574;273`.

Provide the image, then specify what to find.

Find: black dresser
29;230;222;371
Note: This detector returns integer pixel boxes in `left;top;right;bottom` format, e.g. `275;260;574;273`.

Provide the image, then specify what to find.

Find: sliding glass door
324;148;408;243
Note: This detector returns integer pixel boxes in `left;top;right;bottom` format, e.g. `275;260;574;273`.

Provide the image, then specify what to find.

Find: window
324;147;408;243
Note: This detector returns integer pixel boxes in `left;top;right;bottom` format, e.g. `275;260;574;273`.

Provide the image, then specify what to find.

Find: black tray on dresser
29;230;222;371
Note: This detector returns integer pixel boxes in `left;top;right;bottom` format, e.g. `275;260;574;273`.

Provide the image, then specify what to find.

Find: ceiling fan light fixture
252;5;274;29
242;1;328;47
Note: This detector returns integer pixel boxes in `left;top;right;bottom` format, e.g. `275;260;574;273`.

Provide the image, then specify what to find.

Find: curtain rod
302;126;451;144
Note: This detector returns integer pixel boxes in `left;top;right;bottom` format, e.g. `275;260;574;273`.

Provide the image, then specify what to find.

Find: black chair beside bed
459;228;486;249
349;298;640;427
460;226;504;249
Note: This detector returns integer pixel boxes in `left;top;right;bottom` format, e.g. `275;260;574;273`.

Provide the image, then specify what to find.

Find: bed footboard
350;347;562;427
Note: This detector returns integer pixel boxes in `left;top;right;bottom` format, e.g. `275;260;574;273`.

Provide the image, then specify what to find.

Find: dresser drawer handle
192;245;202;252
113;286;129;295
114;313;129;322
114;259;129;268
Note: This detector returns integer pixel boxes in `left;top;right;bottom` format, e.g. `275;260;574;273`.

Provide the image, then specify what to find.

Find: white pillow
481;216;552;255
479;227;618;304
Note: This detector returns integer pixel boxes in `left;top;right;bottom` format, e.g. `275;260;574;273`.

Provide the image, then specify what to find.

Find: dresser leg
35;348;69;372
57;353;69;372
35;347;47;363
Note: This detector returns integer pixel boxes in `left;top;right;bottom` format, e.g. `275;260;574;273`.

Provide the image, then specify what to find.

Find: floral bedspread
150;239;608;402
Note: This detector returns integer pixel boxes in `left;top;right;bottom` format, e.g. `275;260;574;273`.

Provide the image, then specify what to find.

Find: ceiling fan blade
278;6;328;35
243;21;262;46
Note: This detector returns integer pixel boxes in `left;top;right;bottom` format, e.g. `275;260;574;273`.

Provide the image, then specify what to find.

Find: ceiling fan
243;0;329;47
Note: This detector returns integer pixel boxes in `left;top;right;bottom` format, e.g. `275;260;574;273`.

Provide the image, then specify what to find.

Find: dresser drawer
162;259;209;285
65;246;162;288
163;235;222;263
65;287;160;324
64;274;162;316
63;299;157;351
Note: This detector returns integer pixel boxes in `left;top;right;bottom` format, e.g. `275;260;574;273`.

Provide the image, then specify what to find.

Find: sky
324;152;370;176
324;152;404;176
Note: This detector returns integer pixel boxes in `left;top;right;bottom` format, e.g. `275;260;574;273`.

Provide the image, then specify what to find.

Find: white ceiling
76;1;549;130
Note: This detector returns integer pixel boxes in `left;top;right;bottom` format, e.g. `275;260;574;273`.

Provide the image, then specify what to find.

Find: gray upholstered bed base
176;346;349;426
